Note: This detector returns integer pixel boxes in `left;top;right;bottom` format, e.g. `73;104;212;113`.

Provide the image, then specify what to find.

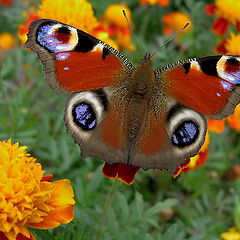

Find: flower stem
96;178;119;240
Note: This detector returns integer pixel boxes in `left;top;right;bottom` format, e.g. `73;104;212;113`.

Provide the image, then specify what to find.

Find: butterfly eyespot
36;23;78;52
72;102;97;130
172;121;199;147
167;105;206;152
65;90;108;134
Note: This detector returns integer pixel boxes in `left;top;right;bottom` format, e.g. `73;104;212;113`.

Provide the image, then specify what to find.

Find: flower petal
27;205;74;229
102;163;140;184
26;179;75;229
47;179;75;206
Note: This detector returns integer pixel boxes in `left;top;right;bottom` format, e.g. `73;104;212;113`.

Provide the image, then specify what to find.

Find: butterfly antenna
122;9;144;55
150;22;190;58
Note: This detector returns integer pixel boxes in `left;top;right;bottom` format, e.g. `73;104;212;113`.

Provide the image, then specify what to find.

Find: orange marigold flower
0;139;75;240
101;4;135;51
208;119;225;133
216;33;240;55
37;0;98;33
173;132;210;177
224;33;240;55
227;104;240;131
140;0;169;6
162;12;192;35
115;28;135;51
0;33;16;50
103;4;131;29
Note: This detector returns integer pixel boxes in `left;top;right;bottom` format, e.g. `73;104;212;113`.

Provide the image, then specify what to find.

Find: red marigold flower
212;17;229;36
0;0;12;6
205;4;217;15
216;39;228;54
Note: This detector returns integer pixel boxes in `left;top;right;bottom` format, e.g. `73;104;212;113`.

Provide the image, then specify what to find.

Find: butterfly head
140;53;153;66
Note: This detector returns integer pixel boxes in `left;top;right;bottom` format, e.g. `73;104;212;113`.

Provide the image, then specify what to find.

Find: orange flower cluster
140;0;169;6
205;0;240;36
18;0;135;52
205;0;240;55
98;4;135;51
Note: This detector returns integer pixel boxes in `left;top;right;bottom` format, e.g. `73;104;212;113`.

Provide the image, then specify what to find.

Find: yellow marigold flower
227;104;240;131
225;33;240;55
162;12;192;35
103;4;131;28
220;227;240;240
0;32;16;50
0;139;75;240
215;0;240;25
140;0;169;6
37;0;98;33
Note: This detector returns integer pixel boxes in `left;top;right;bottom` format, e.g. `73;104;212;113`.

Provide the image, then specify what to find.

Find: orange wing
158;55;240;119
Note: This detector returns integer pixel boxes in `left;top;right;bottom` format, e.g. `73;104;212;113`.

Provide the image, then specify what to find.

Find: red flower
212;17;229;36
205;4;217;15
0;0;12;6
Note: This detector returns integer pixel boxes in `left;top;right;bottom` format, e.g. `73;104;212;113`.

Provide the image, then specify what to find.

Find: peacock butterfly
25;19;240;184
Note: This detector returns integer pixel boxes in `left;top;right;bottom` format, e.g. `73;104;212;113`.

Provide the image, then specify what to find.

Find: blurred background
1;0;240;239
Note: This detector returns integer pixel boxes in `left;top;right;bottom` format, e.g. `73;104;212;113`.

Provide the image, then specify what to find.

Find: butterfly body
26;19;240;175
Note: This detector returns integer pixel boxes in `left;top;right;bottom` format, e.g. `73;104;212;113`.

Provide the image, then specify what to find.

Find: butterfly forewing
25;19;134;93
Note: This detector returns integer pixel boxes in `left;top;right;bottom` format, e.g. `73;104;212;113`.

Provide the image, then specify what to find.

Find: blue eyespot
172;121;199;147
72;102;97;130
37;23;71;53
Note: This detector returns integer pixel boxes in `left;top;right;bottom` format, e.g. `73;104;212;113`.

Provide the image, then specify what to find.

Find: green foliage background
1;0;240;239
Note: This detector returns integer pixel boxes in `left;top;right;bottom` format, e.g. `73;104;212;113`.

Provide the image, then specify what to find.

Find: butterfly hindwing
25;19;134;93
64;89;130;165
